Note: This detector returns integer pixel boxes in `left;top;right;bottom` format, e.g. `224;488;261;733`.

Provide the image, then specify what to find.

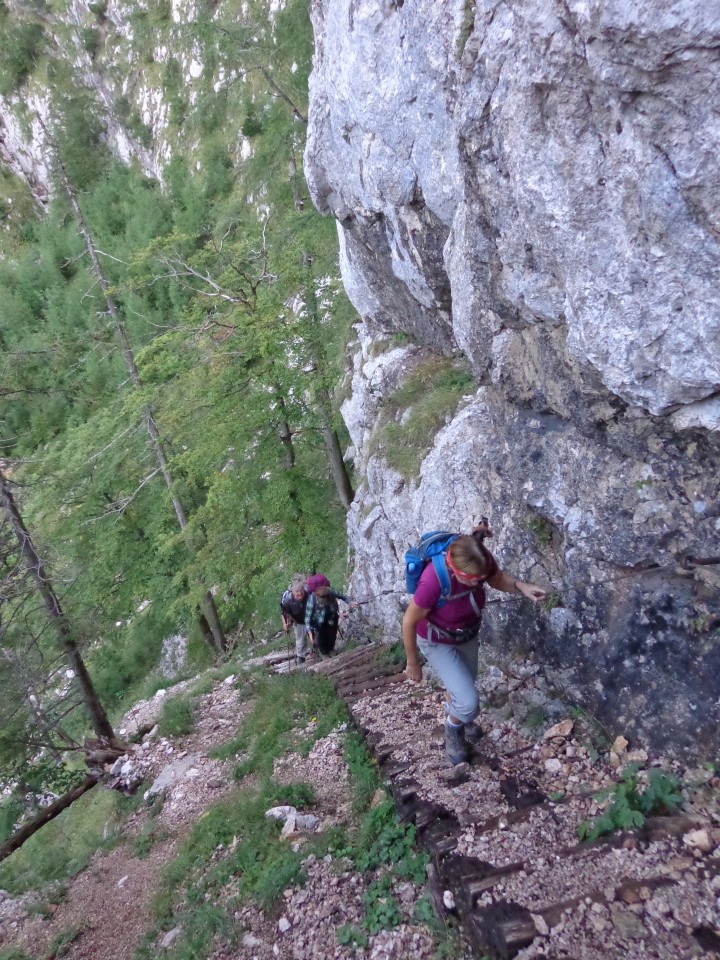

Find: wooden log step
344;675;406;703
328;658;389;684
337;669;405;698
467;901;538;959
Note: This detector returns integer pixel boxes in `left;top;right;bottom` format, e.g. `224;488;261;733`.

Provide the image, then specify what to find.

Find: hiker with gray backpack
280;578;311;664
402;523;546;765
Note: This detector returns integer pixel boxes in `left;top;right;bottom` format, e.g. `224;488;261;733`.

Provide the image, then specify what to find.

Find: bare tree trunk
258;66;307;123
0;472;115;741
317;389;355;510
277;395;296;470
0;777;98;864
56;162;226;655
298;253;355;510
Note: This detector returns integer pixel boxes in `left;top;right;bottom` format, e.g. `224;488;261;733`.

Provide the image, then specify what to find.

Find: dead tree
0;469;115;741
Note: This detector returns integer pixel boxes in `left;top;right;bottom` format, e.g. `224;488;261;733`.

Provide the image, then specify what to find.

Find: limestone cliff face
305;0;720;756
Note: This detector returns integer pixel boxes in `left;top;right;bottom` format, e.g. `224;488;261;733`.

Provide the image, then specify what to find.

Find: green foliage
375;641;406;668
0;0;357;778
0;788;137;894
241;103;263;138
0;797;22;845
344;730;381;814
81;26;101;59
209;672;348;778
412;893;436;925
23;756;87;796
523;705;548;732
157;696;196;737
336;923;369;948
456;0;477;59
578;766;683;842
363;874;402;933
525;514;554;547
540;593;564;611
143;780;313;959
133;820;171;859
371;357;475;478
355;799;428;883
0;6;46;95
0;948;34;960
47;924;85;957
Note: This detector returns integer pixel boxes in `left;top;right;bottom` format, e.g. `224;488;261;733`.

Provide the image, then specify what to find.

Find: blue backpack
404;531;458;608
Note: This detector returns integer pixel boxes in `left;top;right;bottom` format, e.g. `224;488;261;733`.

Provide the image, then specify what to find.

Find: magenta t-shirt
413;550;499;640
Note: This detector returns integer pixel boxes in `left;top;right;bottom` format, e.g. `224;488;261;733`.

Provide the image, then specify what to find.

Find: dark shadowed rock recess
304;0;720;758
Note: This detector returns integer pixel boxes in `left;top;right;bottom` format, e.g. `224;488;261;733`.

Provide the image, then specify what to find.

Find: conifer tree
46;118;227;655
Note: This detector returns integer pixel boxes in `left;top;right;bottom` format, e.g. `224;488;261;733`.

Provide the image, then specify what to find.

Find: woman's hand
405;660;423;682
516;581;546;603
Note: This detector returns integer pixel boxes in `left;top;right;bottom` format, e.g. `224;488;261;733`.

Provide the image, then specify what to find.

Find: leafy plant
578;765;683;842
540;593;564;611
336;923;369;948
210;671;348;777
0;948;33;960
344;730;381;814
525;514;554;547
355;799;428;883
364;875;402;933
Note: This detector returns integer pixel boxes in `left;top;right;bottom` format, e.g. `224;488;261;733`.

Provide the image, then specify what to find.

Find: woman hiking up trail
402;529;546;765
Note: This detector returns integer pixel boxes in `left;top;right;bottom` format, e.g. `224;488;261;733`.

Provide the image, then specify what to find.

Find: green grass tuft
370;357;475;479
157;696;196;737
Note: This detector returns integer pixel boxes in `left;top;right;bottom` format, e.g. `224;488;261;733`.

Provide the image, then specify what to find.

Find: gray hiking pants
417;634;480;724
292;622;308;658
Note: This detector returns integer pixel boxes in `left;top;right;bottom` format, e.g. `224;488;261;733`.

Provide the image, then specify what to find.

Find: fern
578;766;682;842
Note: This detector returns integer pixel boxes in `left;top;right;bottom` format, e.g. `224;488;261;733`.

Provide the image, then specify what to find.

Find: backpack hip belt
426;617;482;646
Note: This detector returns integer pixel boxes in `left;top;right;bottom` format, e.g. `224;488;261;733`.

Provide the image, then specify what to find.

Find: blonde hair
448;535;491;577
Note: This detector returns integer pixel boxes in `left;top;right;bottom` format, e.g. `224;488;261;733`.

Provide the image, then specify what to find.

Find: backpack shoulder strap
430;553;452;602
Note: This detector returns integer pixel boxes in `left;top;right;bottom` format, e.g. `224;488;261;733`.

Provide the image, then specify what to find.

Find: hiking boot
443;703;483;744
444;720;469;766
296;656;306;665
464;721;484;743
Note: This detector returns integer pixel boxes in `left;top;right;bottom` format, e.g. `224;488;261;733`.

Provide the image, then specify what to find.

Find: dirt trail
0;679;246;960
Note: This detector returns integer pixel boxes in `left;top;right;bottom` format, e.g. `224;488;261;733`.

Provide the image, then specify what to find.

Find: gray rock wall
306;0;720;757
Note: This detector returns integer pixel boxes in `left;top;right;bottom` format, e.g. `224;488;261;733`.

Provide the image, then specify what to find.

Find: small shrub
456;0;477;58
133;822;171;859
81;26;101;59
578;766;683;842
158;696;195;737
0;948;34;960
523;705;548;732
541;593;564;611
525;514;553;547
210;671;348;777
47;924;85;958
241;104;263;138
